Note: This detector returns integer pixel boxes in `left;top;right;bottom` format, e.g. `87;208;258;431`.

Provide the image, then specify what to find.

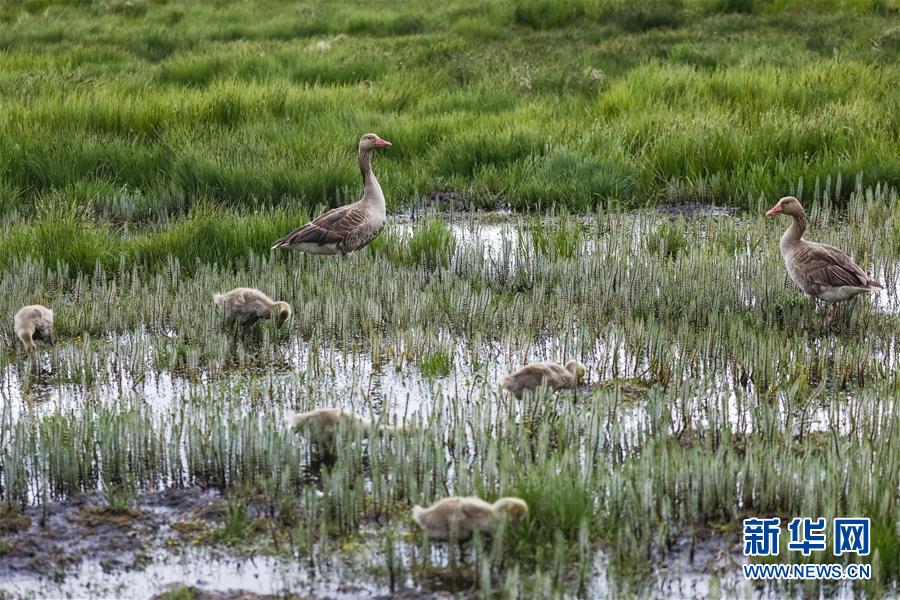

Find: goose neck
781;210;807;251
358;147;372;181
358;147;384;208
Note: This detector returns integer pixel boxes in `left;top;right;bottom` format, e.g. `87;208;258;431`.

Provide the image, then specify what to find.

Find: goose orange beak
765;204;782;217
374;138;392;147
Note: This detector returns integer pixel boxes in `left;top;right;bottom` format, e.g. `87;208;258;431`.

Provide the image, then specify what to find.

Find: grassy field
1;1;900;598
0;0;899;269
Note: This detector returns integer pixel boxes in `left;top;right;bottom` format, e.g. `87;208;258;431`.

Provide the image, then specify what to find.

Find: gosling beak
765;204;782;217
374;138;392;147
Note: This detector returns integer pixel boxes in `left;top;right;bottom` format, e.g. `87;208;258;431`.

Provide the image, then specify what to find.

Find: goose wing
272;202;367;249
512;362;565;381
459;499;493;520
238;290;272;318
459;498;495;533
794;242;880;290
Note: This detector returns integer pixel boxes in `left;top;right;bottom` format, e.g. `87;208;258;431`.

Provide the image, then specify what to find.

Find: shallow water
2;548;389;600
1;210;896;598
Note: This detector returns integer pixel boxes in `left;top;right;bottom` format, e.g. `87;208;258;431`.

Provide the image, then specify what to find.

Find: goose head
359;133;392;151
492;497;529;521
766;196;804;218
565;360;587;381
272;301;292;327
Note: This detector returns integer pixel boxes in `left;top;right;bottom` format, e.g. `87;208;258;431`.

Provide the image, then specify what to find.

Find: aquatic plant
0;181;897;595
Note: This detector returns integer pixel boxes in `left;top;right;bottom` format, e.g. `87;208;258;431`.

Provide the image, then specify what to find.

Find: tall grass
0;0;897;242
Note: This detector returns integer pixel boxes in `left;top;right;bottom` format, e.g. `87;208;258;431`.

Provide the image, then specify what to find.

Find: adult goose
766;195;882;325
271;133;391;254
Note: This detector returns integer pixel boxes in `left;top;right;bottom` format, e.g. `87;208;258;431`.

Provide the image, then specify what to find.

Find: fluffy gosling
14;305;54;351
412;496;528;541
287;408;401;445
213;287;291;328
501;360;587;399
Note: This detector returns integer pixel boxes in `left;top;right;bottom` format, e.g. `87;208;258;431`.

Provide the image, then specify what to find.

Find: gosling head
492;497;529;522
272;301;292;327
765;195;804;218
359;133;392;152
565;360;587;381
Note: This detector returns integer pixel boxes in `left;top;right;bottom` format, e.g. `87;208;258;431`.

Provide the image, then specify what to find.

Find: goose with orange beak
766;195;882;325
272;133;392;255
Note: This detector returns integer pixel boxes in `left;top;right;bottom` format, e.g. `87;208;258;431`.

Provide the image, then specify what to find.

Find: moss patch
0;503;31;535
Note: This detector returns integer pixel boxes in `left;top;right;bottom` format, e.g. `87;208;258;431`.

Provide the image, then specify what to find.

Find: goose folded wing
796;243;871;289
239;291;272;318
277;203;366;247
459;500;492;521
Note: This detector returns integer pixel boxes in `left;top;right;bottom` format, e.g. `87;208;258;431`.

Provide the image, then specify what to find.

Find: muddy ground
0;488;223;581
0;488;466;599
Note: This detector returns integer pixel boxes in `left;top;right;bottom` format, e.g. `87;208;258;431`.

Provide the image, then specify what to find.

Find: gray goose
14;304;54;351
501;360;587;399
766;195;882;325
213;287;291;327
271;133;391;254
411;496;528;541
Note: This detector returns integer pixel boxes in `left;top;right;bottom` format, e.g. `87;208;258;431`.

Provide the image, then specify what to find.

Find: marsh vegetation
0;0;899;598
2;181;899;597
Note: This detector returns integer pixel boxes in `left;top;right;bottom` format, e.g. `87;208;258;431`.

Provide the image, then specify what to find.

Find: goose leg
823;304;838;326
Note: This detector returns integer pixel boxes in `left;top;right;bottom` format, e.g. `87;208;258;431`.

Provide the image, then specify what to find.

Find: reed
1;182;897;595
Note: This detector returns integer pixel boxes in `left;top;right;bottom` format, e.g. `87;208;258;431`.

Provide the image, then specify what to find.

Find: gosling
412;496;528;541
287;408;401;445
213;287;291;328
501;360;587;399
14;305;54;351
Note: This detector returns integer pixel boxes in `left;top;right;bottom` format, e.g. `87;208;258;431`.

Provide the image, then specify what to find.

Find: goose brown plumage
411;496;528;541
271;133;391;254
766;195;882;325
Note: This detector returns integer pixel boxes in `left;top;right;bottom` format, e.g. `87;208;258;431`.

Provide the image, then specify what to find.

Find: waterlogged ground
1;189;899;598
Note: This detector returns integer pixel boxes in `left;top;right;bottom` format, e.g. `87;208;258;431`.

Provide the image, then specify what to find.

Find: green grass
418;346;454;379
1;1;899;596
407;218;457;269
526;209;584;259
153;586;198;600
0;0;899;269
647;218;689;258
369;218;456;270
214;497;254;545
